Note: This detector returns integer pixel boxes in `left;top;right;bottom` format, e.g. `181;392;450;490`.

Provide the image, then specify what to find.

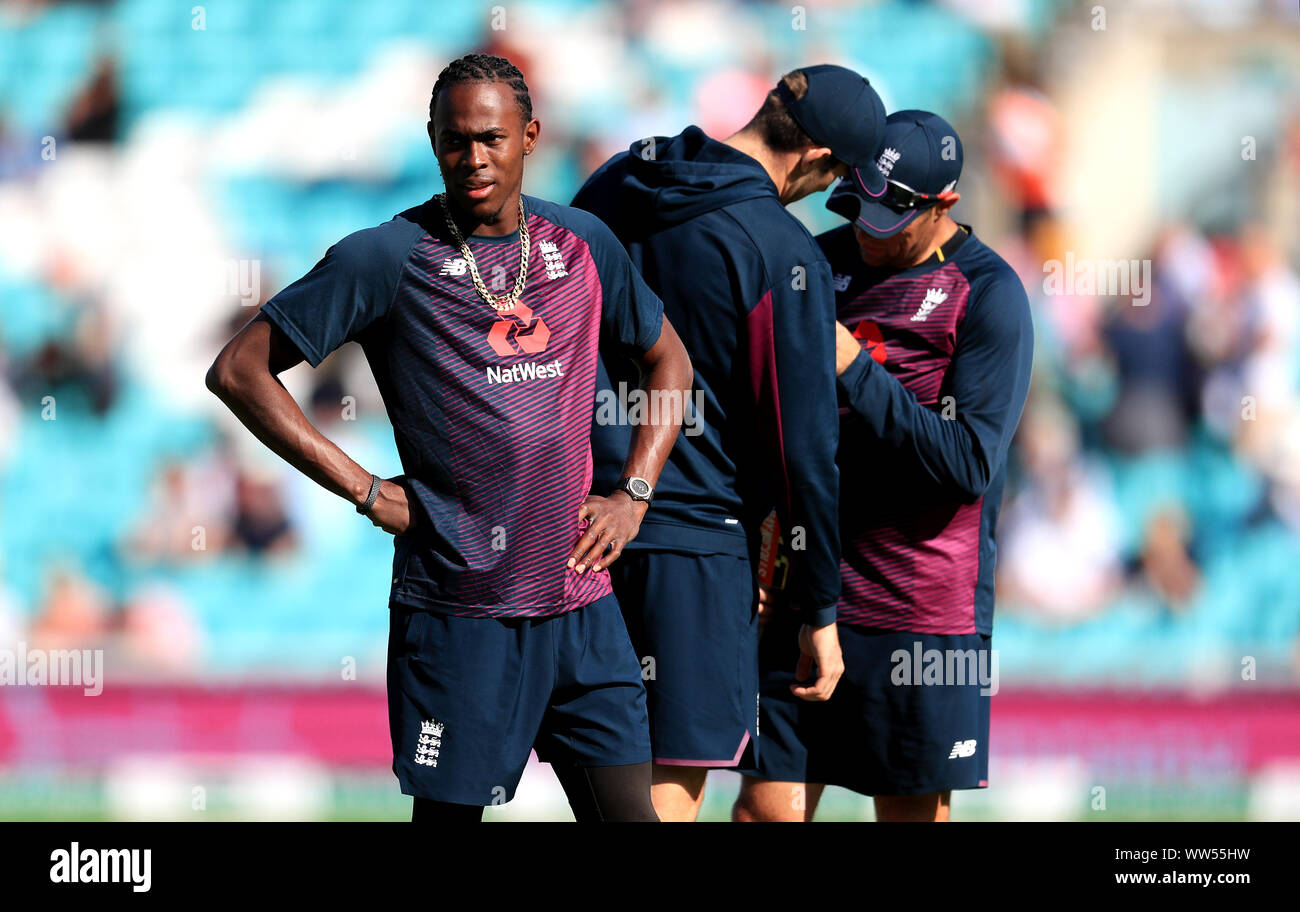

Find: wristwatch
616;476;654;506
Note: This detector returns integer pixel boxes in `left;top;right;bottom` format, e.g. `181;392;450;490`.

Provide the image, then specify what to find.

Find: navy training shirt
260;195;664;618
820;223;1033;635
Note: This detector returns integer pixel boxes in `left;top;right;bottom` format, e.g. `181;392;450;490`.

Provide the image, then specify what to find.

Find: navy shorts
387;593;651;806
745;611;992;796
609;548;759;767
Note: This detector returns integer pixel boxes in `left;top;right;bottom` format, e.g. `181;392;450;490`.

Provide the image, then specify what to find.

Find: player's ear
427;120;437;152
800;146;836;174
936;190;961;214
522;118;541;156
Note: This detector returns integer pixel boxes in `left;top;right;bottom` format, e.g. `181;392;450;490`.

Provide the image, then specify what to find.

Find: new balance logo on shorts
949;739;977;759
415;718;444;767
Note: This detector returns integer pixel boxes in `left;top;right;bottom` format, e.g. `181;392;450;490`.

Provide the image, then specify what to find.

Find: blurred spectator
114;582;203;673
29;565;111;652
1186;233;1257;440
999;399;1124;624
1238;223;1300;417
987;43;1063;225
124;454;237;564
64;56;120;144
9;276;120;416
229;468;298;558
308;371;350;431
1006;213;1111;384
1192;224;1300;531
12;336;116;415
1156;223;1217;312
1135;505;1201;612
1099;280;1199;454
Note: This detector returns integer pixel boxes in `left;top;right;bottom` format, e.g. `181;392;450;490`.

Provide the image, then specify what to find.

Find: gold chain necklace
435;193;529;312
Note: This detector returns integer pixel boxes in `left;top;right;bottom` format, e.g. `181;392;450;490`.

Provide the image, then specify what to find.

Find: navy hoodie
572;126;841;626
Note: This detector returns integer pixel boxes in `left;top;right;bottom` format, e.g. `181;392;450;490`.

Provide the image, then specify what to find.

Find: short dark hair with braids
429;53;533;123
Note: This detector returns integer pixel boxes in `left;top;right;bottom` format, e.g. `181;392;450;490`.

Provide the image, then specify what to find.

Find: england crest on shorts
415;718;444;767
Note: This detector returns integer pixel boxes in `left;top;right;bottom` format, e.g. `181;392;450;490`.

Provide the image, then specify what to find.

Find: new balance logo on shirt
833;273;852;292
443;249;571;281
911;287;948;322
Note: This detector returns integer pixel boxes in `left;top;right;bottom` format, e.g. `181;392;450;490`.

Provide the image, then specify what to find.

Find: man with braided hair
207;53;693;822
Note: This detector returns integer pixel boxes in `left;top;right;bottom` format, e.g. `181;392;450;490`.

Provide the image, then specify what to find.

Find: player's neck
911;216;960;267
722;129;797;204
445;190;522;239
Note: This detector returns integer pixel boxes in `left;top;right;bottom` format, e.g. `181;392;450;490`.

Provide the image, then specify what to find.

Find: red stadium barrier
1;685;1298;773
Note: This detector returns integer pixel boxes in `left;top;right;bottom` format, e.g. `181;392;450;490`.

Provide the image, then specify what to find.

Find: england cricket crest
538;240;568;280
415;718;444;767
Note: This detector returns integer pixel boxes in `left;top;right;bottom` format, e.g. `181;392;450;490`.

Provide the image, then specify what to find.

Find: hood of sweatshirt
616;126;779;229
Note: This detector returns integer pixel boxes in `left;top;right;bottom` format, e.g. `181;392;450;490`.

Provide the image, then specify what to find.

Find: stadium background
1;0;1298;821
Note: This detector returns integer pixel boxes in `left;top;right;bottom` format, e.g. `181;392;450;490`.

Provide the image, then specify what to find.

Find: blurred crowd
2;0;1298;680
998;214;1300;625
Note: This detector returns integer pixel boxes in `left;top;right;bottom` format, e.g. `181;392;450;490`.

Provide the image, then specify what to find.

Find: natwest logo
486;359;564;385
850;319;887;364
488;301;550;357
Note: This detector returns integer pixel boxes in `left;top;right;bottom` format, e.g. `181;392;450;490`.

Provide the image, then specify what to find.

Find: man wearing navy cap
735;111;1034;822
572;66;887;820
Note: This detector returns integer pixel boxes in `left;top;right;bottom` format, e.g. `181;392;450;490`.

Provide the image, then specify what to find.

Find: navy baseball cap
827;109;963;238
775;64;887;193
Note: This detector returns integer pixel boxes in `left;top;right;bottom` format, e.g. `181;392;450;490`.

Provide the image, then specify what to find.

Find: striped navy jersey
818;224;1033;635
261;195;664;618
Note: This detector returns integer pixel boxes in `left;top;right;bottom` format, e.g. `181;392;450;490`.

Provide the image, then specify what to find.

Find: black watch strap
617;476;654;505
357;474;383;516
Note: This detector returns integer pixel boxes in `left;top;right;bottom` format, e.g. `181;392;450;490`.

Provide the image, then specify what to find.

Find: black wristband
357;474;383;516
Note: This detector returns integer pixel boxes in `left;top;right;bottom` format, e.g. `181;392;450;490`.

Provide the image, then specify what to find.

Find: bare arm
205;313;413;533
568;315;693;573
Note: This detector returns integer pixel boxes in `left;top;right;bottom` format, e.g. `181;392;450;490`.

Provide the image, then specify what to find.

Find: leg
836;630;989;820
554;761;659;822
537;596;659;821
388;608;539;816
611;551;760;814
874;791;952;822
411;796;485;823
650;763;708;821
733;775;824;822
